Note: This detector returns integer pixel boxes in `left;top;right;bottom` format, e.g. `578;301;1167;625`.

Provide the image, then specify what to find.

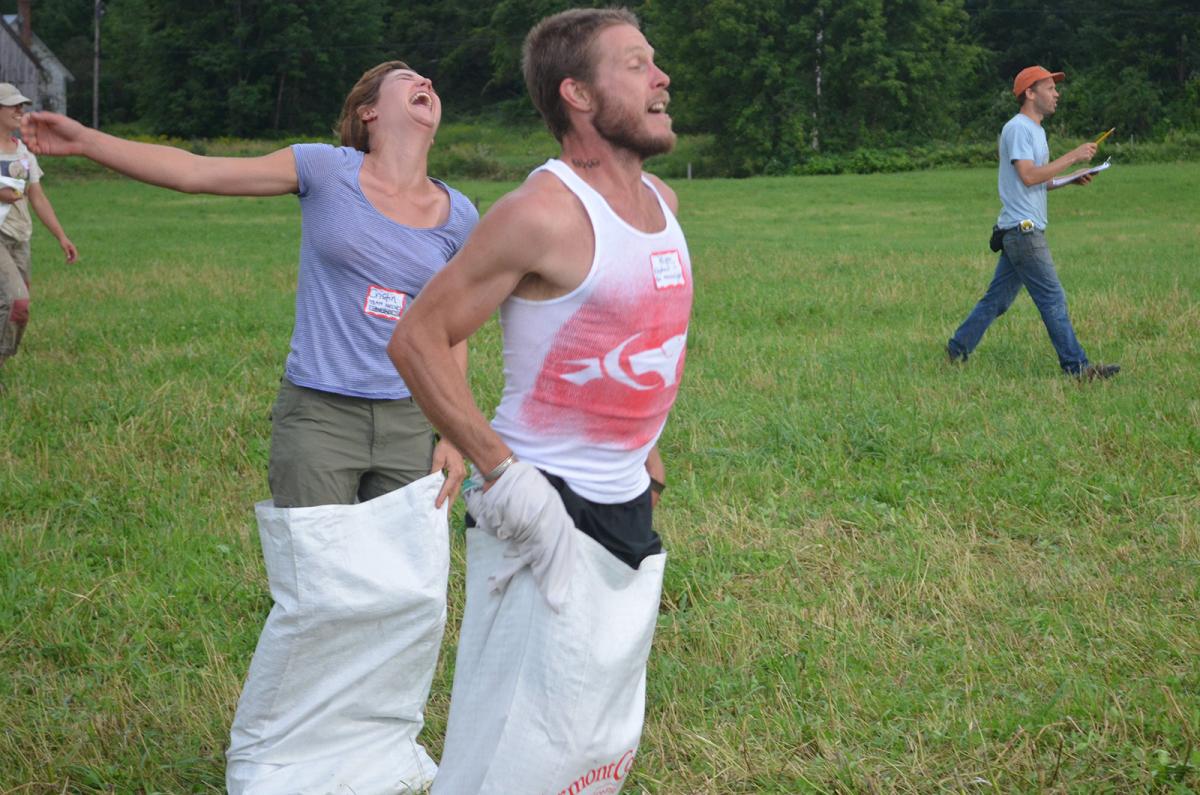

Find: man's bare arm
389;188;563;474
644;174;676;511
646;173;679;216
1014;141;1097;188
645;445;665;509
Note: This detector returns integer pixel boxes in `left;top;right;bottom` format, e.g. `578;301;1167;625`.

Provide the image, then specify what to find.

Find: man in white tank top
390;7;692;791
390;6;688;556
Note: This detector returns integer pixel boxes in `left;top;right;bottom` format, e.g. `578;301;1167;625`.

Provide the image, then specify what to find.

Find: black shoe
1077;363;1121;380
946;344;967;364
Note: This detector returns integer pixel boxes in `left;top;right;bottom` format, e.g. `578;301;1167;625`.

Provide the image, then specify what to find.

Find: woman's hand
21;111;90;157
430;438;467;509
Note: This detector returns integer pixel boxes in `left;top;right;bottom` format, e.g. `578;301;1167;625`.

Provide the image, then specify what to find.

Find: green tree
381;0;508;116
481;0;581;119
127;0;394;137
645;0;981;172
18;0;1200;165
820;0;983;150
642;0;818;175
966;0;1199;138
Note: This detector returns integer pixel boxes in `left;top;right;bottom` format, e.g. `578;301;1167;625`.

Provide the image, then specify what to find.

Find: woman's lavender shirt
286;144;478;399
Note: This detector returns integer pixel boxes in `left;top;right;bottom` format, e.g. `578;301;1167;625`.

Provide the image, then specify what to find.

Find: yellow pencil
1094;127;1115;145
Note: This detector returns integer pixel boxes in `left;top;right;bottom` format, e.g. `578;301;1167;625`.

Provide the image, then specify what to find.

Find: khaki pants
267;378;436;508
0;234;31;360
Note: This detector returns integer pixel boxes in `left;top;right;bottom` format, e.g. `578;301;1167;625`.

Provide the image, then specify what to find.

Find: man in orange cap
946;66;1119;379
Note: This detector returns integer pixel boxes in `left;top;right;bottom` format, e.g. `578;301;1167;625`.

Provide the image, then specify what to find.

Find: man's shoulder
488;170;583;231
520;167;576;202
1003;113;1045;137
1000;114;1044;158
471;168;591;283
644;172;678;215
1001;113;1029;134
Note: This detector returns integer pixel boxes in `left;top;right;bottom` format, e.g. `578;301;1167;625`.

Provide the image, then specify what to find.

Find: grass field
1;162;1197;793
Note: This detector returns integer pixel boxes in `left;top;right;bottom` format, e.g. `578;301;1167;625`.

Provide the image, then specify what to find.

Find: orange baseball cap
1013;66;1065;97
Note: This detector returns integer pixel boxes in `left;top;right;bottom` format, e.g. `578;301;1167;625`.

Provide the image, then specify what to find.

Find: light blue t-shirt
286;144;479;399
996;113;1050;231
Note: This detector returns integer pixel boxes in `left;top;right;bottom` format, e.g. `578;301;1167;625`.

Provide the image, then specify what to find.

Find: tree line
15;0;1200;174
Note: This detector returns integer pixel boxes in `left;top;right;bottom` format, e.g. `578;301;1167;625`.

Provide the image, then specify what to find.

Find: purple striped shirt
286;143;478;399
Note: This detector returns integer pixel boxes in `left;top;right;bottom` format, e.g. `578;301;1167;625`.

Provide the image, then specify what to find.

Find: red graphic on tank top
522;281;692;449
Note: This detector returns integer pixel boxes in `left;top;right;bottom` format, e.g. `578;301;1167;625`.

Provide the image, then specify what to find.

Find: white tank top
490;159;693;503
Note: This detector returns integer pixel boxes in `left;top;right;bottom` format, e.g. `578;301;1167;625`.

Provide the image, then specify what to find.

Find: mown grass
1;162;1197;793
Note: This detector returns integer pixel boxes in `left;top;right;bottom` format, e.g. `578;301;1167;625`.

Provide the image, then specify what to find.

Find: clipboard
1050;157;1111;188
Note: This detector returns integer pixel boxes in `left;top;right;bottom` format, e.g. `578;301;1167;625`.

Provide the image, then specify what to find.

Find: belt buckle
1019;219;1035;233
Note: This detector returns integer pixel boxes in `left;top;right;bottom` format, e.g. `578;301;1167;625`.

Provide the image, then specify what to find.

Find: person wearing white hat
0;82;77;391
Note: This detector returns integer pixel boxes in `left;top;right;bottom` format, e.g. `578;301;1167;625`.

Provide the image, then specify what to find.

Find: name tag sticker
651;250;685;289
364;285;408;320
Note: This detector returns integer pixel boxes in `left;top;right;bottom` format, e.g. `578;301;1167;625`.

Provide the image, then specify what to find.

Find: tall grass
1;162;1197;792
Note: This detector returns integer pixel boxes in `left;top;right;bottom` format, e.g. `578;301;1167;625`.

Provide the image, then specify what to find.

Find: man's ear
560;78;592;113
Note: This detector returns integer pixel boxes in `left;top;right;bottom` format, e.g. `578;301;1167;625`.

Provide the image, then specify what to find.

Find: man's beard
593;92;675;160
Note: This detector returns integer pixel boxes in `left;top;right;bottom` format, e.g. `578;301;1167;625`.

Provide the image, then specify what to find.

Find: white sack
433;525;666;795
0;175;25;225
226;473;450;795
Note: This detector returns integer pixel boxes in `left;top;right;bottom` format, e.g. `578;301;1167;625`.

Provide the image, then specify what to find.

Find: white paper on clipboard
1051;157;1111;188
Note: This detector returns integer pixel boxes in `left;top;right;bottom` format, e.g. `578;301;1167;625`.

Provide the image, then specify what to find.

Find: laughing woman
23;62;477;793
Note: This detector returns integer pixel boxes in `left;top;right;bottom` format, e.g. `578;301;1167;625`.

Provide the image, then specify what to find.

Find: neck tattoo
571;158;601;169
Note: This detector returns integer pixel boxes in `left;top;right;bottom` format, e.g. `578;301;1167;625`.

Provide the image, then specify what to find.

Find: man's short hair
522;7;639;141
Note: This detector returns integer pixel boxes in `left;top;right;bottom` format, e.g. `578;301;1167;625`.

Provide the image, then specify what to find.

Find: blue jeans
948;228;1089;374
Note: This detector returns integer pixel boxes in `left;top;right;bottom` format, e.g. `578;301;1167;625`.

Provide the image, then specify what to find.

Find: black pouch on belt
989;225;1006;253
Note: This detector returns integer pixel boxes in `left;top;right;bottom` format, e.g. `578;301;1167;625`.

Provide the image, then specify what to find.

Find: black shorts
467;471;662;569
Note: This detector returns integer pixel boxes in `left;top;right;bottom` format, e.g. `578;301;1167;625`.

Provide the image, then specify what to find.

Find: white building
0;14;74;114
